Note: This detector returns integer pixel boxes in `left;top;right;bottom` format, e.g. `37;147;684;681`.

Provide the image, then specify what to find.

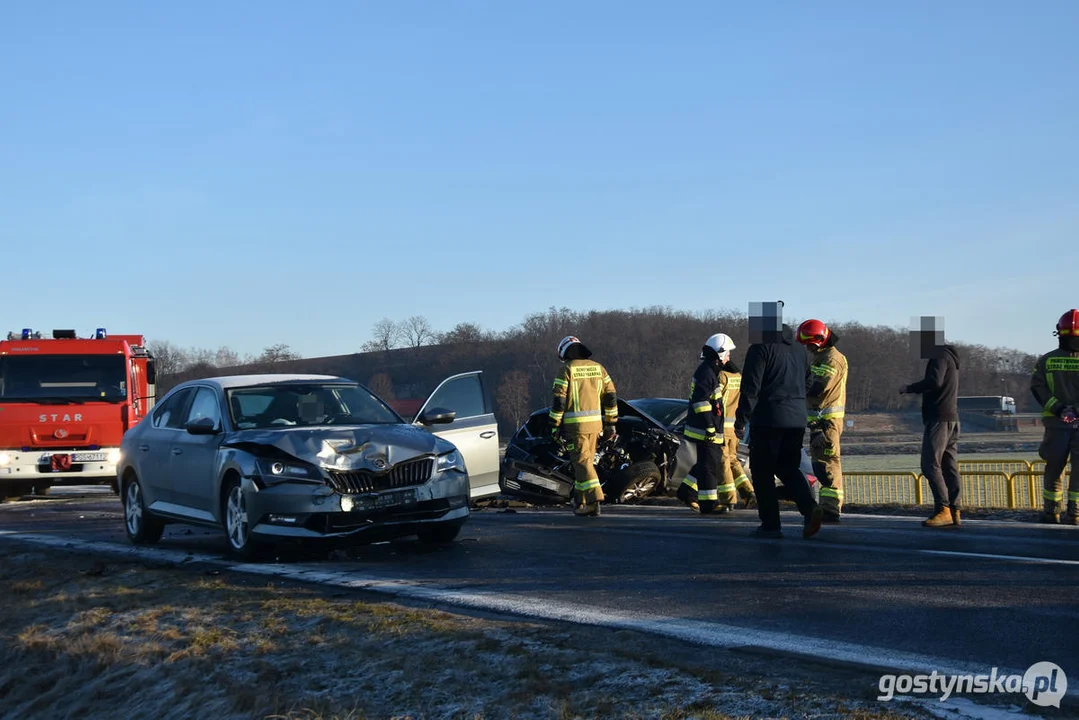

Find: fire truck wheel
124;476;164;545
2;483;33;502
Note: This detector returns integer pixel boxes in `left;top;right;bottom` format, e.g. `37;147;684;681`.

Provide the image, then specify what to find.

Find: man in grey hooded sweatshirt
901;321;962;528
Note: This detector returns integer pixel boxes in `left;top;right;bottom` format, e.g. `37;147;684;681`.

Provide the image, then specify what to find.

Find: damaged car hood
223;424;455;473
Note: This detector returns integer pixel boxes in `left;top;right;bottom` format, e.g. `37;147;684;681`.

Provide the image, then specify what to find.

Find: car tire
606;461;662;504
222;477;268;561
416;522;462;544
124;476;164;545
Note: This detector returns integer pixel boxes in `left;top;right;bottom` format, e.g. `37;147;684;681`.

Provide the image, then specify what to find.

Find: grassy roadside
0;542;939;720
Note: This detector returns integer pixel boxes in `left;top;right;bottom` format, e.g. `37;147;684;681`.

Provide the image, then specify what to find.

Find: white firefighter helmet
701;333;735;360
558;335;588;360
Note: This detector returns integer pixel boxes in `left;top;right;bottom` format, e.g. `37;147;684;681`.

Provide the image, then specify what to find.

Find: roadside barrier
840;461;1071;510
842;473;923;505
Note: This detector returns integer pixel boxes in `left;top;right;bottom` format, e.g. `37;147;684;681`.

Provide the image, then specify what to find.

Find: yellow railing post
914;474;923;505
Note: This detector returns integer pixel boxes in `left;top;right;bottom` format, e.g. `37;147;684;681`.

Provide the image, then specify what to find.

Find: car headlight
0;452;10;466
256;457;323;483
107;449;122;464
437;449;466;474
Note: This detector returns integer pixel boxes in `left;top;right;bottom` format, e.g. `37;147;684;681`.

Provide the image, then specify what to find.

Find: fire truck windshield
0;355;128;403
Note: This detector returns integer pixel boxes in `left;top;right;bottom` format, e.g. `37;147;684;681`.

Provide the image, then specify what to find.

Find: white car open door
413;371;501;500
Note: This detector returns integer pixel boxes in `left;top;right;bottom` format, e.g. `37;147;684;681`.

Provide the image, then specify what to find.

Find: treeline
154;307;1043;432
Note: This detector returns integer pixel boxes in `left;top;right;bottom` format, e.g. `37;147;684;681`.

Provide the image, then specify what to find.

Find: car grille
327;456;434;494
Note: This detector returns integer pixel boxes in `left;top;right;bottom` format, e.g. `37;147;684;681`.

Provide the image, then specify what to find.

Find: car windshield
0;354;127;402
627;398;685;427
226;383;403;430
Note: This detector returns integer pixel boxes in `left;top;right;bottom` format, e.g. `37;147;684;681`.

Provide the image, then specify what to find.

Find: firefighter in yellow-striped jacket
719;351;756;509
797;319;848;523
677;334;734;514
549;335;619;517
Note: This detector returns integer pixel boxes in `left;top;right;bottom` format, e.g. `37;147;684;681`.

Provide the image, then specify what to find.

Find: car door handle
480;431;496;439
171;448;183;455
138;444;150;452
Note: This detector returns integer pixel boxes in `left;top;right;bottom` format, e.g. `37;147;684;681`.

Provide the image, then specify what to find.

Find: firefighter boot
1066;502;1079;526
922;507;954;528
676;483;700;513
1041;500;1060;524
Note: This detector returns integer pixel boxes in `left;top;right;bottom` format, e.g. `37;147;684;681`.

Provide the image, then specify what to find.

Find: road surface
1;487;1076;704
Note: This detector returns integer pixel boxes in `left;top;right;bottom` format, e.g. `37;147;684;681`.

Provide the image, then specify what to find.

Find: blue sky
1;1;1075;358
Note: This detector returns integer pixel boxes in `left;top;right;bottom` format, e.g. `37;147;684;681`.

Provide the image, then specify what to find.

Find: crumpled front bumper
243;468;470;541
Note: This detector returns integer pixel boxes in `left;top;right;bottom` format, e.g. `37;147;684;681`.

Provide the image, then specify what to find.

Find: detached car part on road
499;397;818;506
117;372;500;559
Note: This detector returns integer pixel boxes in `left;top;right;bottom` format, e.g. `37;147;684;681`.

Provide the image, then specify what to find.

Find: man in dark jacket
734;321;824;539
900;328;962;528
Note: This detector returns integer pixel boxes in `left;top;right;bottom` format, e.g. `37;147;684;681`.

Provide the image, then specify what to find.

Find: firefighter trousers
680;440;725;513
563;430;604;508
809;419;843;515
724;432;753;504
1039;426;1079;515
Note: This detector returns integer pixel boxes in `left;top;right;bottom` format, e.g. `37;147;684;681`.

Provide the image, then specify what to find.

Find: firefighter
717;337;756;509
549;335;619;517
797;319;848;523
1030;309;1079;524
676;334;731;514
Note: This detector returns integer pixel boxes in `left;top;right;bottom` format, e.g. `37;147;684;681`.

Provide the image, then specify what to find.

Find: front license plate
376;489;416;509
72;452;108;463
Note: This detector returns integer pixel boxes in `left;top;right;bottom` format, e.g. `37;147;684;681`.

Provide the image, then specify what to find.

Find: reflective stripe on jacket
549;359;618;432
719;368;741;431
807;345;848;424
685;360;723;444
1031;348;1079;429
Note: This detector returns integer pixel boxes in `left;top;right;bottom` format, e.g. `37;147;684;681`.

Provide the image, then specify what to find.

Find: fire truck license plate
72;452;108;462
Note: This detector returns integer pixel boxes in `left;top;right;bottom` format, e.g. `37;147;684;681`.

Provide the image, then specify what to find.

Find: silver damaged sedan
117;373;500;559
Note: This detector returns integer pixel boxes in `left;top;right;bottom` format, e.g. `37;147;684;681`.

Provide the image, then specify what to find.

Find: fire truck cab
0;327;157;500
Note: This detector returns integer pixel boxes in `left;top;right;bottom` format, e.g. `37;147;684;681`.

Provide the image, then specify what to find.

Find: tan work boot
951;508;961;527
922;507;954;528
1042;511;1061;524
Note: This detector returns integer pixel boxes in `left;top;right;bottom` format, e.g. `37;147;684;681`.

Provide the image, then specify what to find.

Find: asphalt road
1;487;1077;692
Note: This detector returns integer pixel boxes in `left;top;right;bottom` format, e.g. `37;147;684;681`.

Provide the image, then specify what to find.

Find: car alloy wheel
225;484;249;551
125;481;143;536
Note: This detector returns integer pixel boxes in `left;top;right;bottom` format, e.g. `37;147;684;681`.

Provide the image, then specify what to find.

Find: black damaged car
498;397;819;506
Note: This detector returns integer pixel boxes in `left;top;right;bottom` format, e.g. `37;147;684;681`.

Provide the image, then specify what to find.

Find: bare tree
147;340;188;378
496;370;532;429
258;343;300;363
361;318;402;353
400;315;437;348
367;372;395;400
439;322;487;344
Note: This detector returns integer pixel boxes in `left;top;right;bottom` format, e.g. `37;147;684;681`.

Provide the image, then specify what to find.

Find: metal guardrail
843;462;1070;510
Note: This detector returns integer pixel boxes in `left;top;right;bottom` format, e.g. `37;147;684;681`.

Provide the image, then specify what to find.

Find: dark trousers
921;421;960;511
749;426;817;530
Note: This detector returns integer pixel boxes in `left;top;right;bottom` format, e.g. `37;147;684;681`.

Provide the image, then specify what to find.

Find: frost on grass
0;544;937;720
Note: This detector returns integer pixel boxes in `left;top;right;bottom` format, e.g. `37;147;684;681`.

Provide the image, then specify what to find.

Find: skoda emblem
54;429;69;439
373;458;387;469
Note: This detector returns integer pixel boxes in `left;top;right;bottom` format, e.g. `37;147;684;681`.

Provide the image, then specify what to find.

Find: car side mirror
185;416;220;435
417;407;456;425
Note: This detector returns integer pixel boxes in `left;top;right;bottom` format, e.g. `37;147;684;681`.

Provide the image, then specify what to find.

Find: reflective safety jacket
685;359;724;444
719;363;741;435
549;359;618;434
807;344;847;425
1031;347;1079;430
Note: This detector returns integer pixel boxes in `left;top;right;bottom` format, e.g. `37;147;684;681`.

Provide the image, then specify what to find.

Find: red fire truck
0;327;157;500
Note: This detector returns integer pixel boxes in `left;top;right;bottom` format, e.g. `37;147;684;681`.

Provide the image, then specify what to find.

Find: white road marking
1;528;1075;700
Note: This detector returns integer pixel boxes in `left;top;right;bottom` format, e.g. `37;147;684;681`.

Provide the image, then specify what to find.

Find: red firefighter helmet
1057;309;1079;336
797;319;830;348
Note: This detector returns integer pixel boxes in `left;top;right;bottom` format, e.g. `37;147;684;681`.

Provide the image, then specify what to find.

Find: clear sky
1;1;1075;358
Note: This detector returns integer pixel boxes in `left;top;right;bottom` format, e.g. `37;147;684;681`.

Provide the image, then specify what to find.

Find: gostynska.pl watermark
878;662;1067;708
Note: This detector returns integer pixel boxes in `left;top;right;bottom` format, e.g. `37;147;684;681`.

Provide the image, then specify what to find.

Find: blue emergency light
95;328;107;339
21;328;32;340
